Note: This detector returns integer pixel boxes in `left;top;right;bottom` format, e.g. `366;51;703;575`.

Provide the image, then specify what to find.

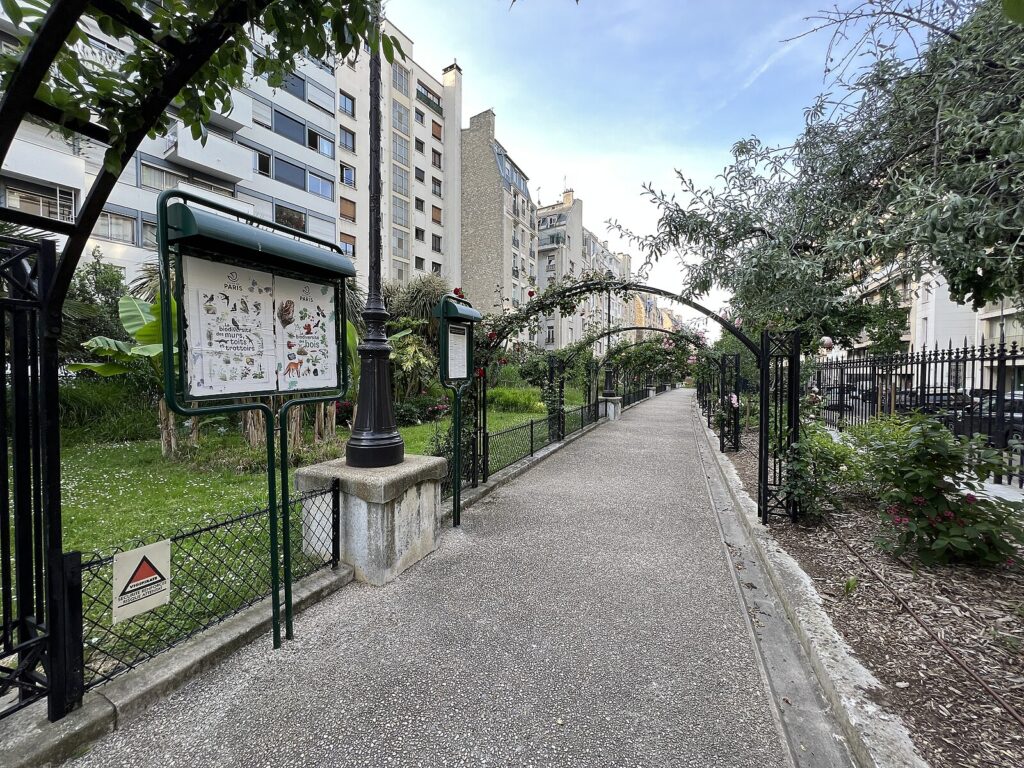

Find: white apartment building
338;24;462;289
536;189;632;352
0;17;462;294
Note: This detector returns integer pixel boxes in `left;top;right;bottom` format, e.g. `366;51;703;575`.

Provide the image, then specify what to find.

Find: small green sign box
432;293;481;526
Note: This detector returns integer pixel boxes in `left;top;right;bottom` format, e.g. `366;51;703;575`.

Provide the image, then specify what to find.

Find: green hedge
59;377;160;444
487;387;545;413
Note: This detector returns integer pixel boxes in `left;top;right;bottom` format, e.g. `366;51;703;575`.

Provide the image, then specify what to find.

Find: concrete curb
694;413;929;768
1;566;353;768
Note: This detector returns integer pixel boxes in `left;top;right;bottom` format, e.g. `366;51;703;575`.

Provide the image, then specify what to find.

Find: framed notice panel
447;324;468;380
181;255;339;398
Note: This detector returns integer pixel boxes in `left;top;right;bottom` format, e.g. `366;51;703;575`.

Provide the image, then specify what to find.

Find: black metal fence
813;341;1024;484
622;387;650;408
79;485;338;689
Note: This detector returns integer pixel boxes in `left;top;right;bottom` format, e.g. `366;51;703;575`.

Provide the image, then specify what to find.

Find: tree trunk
158;398;177;457
188;411;201;447
324;401;337;440
241;401;265;447
314;402;325;443
288;404;302;454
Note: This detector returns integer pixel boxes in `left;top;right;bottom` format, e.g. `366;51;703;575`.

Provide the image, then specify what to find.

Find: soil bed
725;431;1024;768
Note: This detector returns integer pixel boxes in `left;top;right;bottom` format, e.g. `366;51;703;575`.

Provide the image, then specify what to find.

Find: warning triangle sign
120;555;166;597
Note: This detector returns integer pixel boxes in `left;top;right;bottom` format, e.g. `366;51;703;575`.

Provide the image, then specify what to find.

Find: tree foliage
0;0;403;174
616;1;1024;340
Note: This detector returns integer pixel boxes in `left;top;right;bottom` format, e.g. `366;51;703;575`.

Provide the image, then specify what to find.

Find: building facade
0;17;461;295
460;109;538;331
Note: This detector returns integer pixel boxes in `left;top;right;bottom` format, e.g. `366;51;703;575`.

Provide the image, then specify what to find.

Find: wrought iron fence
813;341;1024;484
78;485;338;689
622;387;649;408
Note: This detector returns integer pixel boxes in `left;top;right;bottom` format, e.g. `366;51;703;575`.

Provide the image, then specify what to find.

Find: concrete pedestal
648;387;658;399
295;454;447;586
599;396;623;421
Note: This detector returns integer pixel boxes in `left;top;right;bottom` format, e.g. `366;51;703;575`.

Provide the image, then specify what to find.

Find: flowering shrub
857;414;1024;566
783;420;862;520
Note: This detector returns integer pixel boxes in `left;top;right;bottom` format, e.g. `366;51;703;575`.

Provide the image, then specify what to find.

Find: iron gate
718;353;741;452
0;237;82;722
758;330;801;523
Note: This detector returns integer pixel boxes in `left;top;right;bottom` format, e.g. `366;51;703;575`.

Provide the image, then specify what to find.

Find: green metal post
452;391;462;527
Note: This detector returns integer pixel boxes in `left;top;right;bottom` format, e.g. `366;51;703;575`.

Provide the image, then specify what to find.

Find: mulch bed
725;435;1024;768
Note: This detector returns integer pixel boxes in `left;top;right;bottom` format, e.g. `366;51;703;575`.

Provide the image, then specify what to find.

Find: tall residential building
460;109;538;332
339;24;462;289
536;189;632;352
0;16;461;294
537;189;585;349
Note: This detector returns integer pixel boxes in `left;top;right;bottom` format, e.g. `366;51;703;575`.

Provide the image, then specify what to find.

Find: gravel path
67;390;792;768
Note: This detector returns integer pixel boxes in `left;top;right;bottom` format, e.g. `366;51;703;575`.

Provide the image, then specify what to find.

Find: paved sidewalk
68;390;795;767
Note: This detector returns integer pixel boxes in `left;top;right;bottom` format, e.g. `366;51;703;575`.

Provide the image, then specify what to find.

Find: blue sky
386;0;839;323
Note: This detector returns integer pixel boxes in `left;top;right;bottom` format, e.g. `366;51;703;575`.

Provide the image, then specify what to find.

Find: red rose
499;357;508;365
528;290;535;298
475;367;485;378
487;331;497;341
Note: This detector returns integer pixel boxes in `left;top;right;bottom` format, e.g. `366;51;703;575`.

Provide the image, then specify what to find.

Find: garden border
0;567;353;768
694;407;929;768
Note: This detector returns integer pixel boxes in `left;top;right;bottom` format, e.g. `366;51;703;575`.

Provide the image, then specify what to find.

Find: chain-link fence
79;486;337;689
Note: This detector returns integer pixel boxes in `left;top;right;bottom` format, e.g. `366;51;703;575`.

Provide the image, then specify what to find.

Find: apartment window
273;110;305;144
414;227;425;241
431;120;442;141
392;259;408;284
281;72;305;100
431;234;442;253
391;227;409;259
431;261;441;274
96;211;135;244
392;100;410;135
415;256;425;271
252;99;272;128
547;256;555;272
431;177;442;197
393;165;409;197
253;149;271;177
306;80;335;114
340;197;356;221
308;172;334;199
392;63;410;96
545;325;555;345
275;203;306;232
431;205;442;225
339;127;355;153
140;221;157;249
415;138;424;153
140;163;187;191
339;232;356;258
415;108;425;125
237;191;273;220
307;128;334;158
338;90;355;117
418;83;442;114
308;216;336;241
393;195;409;227
188;177;234;198
339;162;355;187
274;157;305;190
414;167;425;183
414;197;424;212
392;133;409;166
431;149;442;168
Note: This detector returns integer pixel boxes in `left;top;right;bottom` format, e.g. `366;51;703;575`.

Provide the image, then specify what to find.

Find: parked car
822;385;856;412
954;395;1024;445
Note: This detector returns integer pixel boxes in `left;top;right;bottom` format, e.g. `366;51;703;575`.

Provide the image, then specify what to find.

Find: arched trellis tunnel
476;279;803;527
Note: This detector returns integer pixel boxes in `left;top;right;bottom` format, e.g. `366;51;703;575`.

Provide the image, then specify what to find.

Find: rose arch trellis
470;277;802;525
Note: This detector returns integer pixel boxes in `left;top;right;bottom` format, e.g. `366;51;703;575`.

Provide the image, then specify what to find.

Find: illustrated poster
274;275;338;391
182;256;277;397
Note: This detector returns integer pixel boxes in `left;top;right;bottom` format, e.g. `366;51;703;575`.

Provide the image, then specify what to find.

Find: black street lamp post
346;13;404;468
603;269;615;397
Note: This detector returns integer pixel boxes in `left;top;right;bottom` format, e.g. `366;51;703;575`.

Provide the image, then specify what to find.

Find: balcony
415;89;443;117
512;237;520;249
208;91;253;133
512;266;519;278
163;123;251;182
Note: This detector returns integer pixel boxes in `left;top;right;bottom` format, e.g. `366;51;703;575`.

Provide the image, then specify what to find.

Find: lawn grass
62;407;545;553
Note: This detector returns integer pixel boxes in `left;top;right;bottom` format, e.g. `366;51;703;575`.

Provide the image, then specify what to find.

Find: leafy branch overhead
0;0;404;173
613;1;1024;339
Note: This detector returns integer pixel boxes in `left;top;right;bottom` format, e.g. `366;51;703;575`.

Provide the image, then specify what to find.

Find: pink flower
912;496;926;506
964;493;977;505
